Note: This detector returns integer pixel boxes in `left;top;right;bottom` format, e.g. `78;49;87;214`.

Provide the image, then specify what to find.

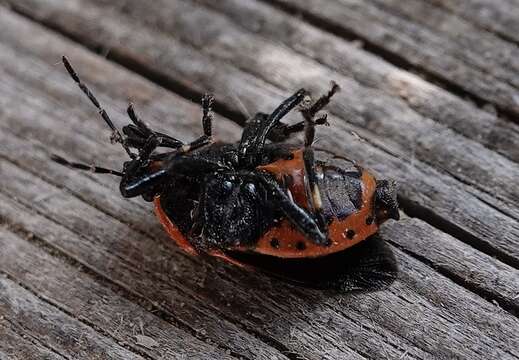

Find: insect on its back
53;56;400;292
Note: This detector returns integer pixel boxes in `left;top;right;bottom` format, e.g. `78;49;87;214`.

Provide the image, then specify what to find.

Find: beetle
53;56;399;292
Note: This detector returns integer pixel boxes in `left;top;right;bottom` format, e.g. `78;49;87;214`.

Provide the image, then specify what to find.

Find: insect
54;56;399;292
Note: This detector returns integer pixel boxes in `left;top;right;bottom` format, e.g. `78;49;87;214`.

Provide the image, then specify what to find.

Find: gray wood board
0;273;146;360
0;7;518;359
425;0;519;45
0;227;237;360
4;0;519;267
0;320;66;360
0;3;518;310
0;1;518;359
264;0;519;117
199;0;519;163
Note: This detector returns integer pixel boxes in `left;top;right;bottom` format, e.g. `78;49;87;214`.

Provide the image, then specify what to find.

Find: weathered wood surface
267;0;519;118
8;0;519;265
425;0;519;45
0;0;518;359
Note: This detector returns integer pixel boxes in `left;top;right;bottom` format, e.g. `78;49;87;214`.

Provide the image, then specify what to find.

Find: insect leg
161;93;214;155
266;82;338;143
120;156;225;198
245;171;328;246
302;148;328;234
201;93;214;137
238;89;307;166
300;82;340;147
301;81;340;121
124;104;183;150
268;113;329;142
124;96;213;158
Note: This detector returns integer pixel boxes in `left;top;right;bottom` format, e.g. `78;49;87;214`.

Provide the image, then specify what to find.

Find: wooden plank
0;321;65;360
262;0;519;117
0;4;519;359
0;8;517;307
1;0;519;286
0;16;363;359
365;0;519;89
0;14;291;360
2;182;519;360
198;0;519;163
0;193;292;360
425;0;519;44
5;0;519;267
382;216;519;314
3;101;519;348
2;119;518;318
87;0;519;212
0;228;237;359
0;275;146;360
0;14;517;358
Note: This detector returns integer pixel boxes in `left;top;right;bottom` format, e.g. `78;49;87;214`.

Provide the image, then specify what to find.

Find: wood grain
0;320;65;360
0;1;518;358
426;0;519;44
264;0;519;117
0;228;237;360
200;0;519;163
3;181;519;359
0;10;288;360
5;0;518;268
0;273;146;360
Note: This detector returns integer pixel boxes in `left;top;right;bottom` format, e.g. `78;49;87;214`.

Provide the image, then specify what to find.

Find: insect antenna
62;56;136;159
51;154;123;177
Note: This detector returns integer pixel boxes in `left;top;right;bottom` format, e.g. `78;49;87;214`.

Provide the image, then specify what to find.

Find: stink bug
54;57;399;292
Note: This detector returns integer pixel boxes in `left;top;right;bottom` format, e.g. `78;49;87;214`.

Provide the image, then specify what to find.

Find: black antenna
62;56;135;159
51;154;123;177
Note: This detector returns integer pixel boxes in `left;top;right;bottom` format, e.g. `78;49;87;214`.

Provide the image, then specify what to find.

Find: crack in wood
1;1;518;300
0;150;500;359
386;223;519;317
0;4;518;357
0;316;68;359
425;0;519;47
259;0;519;121
0;214;251;360
398;196;519;270
0;268;156;360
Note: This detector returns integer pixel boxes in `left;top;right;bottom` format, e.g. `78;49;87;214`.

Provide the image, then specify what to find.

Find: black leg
124;104;184;150
120;168;170;198
120;156;227;198
301;82;340;147
304;115;317;148
123;94;214;161
62;56;136;159
270;89;308;123
303;148;328;236
170;93;214;154
238;89;307;167
301;81;340;121
262;82;339;144
268;113;329;142
245;171;328;245
127;103;153;137
201;93;214;137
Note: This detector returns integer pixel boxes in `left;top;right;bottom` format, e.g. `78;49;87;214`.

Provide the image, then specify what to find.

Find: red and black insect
54;57;399;292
